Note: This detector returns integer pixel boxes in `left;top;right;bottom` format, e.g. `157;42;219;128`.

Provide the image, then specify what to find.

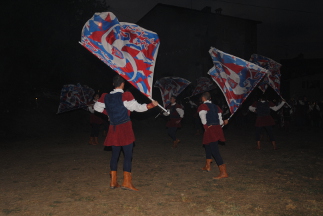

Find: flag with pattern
191;77;217;97
80;12;160;98
154;77;191;107
249;54;281;93
208;47;268;117
57;83;95;114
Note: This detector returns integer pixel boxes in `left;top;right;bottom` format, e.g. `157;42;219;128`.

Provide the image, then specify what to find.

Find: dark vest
256;101;270;117
168;104;180;118
104;92;130;125
205;103;220;126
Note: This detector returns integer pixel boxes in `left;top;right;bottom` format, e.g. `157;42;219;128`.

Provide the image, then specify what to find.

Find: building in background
137;4;261;82
281;54;323;101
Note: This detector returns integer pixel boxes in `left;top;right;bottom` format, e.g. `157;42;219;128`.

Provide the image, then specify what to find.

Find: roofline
137;3;262;24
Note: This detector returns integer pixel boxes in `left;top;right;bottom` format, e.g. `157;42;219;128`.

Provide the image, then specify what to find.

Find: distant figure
163;96;184;148
87;93;104;145
249;95;285;150
198;92;229;179
94;75;158;191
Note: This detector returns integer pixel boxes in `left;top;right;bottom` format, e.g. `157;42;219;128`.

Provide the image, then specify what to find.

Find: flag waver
208;47;268;117
57;83;95;114
191;77;217;97
249;54;282;94
80;12;160;97
154;77;191;107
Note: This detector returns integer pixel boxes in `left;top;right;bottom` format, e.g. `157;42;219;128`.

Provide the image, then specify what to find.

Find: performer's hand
223;120;229;125
176;120;181;124
152;100;159;107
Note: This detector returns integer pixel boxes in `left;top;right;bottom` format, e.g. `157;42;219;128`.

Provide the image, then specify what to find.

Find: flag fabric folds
154;77;191;107
57;83;95;114
191;77;217;97
208;47;268;116
80;12;160;98
249;54;282;94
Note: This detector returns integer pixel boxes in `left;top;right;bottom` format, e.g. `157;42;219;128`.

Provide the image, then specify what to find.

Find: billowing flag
250;54;281;93
154;77;191;107
80;12;160;97
208;47;268;116
57;83;95;114
191;77;217;97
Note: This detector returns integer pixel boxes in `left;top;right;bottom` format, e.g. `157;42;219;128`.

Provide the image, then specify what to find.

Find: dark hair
201;92;211;100
170;95;177;100
113;75;125;87
259;94;267;101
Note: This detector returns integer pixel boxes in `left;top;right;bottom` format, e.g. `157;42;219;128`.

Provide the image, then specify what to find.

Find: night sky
2;0;322;108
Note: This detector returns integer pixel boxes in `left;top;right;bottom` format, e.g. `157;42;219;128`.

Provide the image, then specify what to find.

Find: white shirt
93;89;148;113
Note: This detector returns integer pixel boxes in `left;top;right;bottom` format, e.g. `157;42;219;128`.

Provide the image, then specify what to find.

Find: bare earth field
1;106;323;216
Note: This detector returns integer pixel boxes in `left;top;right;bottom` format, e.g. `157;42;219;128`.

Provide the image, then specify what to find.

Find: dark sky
104;0;323;62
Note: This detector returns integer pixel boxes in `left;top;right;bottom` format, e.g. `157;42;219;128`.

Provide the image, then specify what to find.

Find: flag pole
148;97;169;114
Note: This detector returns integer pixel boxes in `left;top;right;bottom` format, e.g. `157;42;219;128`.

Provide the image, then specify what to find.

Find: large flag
154;77;191;107
190;77;217;97
80;12;160;98
208;47;268;116
250;54;282;93
57;83;95;114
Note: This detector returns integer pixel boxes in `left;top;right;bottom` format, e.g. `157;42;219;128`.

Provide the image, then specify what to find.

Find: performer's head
201;92;211;102
170;96;177;104
113;75;125;89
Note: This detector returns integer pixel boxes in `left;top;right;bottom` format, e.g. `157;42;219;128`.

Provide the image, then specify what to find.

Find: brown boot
172;139;179;148
272;141;278;150
93;137;99;145
121;171;138;191
256;141;261;149
88;137;94;145
110;171;120;189
201;159;212;172
213;164;228;179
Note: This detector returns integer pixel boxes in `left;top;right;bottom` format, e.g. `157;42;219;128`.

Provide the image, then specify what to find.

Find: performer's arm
94;93;108;115
249;105;256;112
123;92;156;112
270;101;285;111
176;108;184;118
198;110;207;125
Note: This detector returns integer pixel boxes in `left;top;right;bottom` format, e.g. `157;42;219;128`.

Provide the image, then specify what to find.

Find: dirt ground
1;101;323;216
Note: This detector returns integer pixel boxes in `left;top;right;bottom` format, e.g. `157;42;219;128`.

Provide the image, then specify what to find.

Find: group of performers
88;75;285;191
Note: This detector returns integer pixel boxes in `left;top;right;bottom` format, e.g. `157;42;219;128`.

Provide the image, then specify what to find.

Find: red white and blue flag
80;12;160;97
191;77;217;97
154;77;191;107
208;47;268;117
249;54;281;94
57;83;95;114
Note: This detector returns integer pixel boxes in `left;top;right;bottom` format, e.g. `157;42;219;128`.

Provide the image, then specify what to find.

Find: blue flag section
208;47;268;118
80;12;160;97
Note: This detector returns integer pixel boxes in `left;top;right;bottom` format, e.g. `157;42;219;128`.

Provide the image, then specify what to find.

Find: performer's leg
167;127;177;141
209;141;224;166
122;143;134;172
265;126;277;150
209;141;228;179
92;123;100;145
255;127;262;149
121;143;138;191
202;144;212;171
110;146;122;171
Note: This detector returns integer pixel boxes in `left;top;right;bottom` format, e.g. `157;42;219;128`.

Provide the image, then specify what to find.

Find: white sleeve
94;101;105;113
123;99;148;112
88;105;95;114
249;106;256;112
270;101;285;111
218;113;224;125
176;108;184;118
199;110;207;125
